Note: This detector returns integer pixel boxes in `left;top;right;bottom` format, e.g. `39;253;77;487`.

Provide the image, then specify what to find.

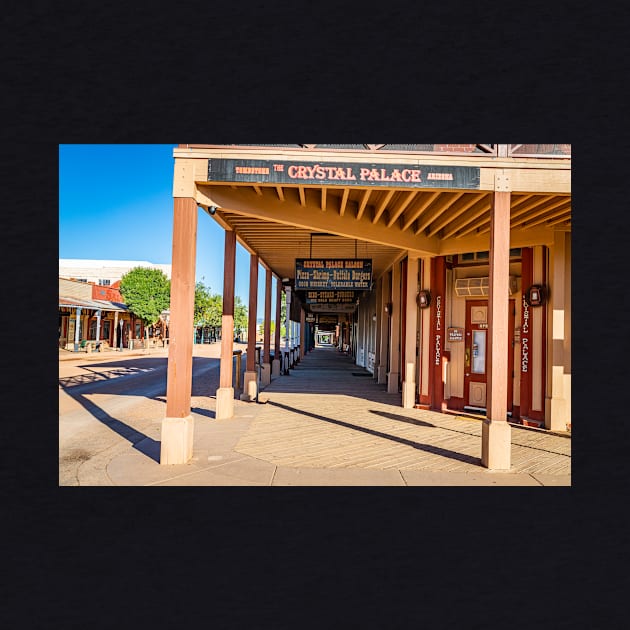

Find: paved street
59;344;571;486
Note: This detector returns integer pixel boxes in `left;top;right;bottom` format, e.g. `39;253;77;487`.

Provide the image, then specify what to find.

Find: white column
388;262;401;394
73;307;82;352
95;309;102;344
546;230;571;431
378;273;390;384
402;255;419;408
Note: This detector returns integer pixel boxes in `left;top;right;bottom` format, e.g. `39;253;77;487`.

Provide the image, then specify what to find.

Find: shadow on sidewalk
267;400;481;467
69;393;161;463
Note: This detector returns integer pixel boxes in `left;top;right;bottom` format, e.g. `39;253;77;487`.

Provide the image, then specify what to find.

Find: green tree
194;281;223;341
119;267;171;347
234;295;248;339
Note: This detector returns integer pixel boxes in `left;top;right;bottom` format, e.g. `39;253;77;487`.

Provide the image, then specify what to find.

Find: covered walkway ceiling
179;145;571;284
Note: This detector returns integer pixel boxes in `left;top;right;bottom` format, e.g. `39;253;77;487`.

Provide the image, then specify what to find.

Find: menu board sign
304;290;357;304
295;259;372;290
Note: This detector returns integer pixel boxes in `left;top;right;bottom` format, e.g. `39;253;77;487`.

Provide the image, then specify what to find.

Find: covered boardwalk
161;144;571;472
236;345;570;478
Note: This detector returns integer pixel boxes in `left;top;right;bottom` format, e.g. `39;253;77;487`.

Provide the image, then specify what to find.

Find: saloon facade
161;144;571;470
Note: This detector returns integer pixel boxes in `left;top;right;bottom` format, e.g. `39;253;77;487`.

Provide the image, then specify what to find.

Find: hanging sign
208;159;480;190
295;259;372;290
303;290;357;304
447;327;464;342
309;303;357;313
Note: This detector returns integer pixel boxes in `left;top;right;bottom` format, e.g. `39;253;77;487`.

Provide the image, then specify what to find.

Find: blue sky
59;144;272;318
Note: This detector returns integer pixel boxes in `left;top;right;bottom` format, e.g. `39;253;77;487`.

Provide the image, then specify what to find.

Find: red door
464;299;515;414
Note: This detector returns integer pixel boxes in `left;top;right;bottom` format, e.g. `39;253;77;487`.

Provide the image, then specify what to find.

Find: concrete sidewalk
61;346;571;486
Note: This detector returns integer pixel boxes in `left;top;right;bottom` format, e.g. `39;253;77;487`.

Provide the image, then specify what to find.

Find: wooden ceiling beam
415;192;466;235
372;189;396;224
441;195;492;238
275;186;285;201
321;187;327;211
356;189;372;220
518;203;572;229
510;194;557;219
426;193;486;237
401;191;441;232
510;197;572;226
339;187;350;216
253;185;263;196
298;186;306;207
386;191;418;227
546;212;572;227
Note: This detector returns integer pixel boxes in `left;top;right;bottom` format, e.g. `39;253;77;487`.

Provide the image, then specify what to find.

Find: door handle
465;346;470;368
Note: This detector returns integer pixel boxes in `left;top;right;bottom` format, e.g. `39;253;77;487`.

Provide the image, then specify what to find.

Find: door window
471;330;486;374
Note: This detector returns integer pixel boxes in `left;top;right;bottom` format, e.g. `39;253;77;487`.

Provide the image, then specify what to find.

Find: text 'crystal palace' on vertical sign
295;259;373;290
208;159;480;189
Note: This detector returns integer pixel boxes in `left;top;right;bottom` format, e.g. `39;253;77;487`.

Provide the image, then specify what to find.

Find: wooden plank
427;192;486;237
372;189;395;224
401;191;441;232
440;195;492;238
298;186;306;207
356;189;372;220
415;191;465;235
386;191;418;227
339;187;350;216
321;187;327;211
519;203;572;229
275;186;285;201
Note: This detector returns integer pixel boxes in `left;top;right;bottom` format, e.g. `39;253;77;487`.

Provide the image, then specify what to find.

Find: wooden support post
402;255;419;408
162;197;197;465
241;254;259;401
482;188;512;469
261;268;272;386
272;277;282;377
216;230;236;418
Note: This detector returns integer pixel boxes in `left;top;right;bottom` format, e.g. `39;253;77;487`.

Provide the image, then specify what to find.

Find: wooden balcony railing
179;144;571;158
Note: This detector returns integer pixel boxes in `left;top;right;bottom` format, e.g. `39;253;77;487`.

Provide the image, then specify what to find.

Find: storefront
160;144;571;468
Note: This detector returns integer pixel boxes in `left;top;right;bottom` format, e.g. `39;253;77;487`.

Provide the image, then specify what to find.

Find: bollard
233;349;243;389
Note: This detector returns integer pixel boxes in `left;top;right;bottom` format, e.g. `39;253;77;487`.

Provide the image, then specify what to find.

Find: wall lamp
417;290;431;308
525;284;547;307
208;206;218;215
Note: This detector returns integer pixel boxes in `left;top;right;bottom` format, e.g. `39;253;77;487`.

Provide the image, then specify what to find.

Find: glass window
471;330;486;374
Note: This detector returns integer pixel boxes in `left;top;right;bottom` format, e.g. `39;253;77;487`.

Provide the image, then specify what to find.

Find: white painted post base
387;372;400;394
160;415;194;465
376;365;387;385
215;387;234;420
546;381;571;431
240;370;258;401
402;381;416;408
261;362;271;387
481;419;511;470
271;358;281;378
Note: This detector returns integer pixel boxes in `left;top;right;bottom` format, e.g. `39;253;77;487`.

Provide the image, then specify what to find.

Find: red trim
519;248;533;419
401;258;408;373
445;396;465;411
429;257;446;411
540;246;548;414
